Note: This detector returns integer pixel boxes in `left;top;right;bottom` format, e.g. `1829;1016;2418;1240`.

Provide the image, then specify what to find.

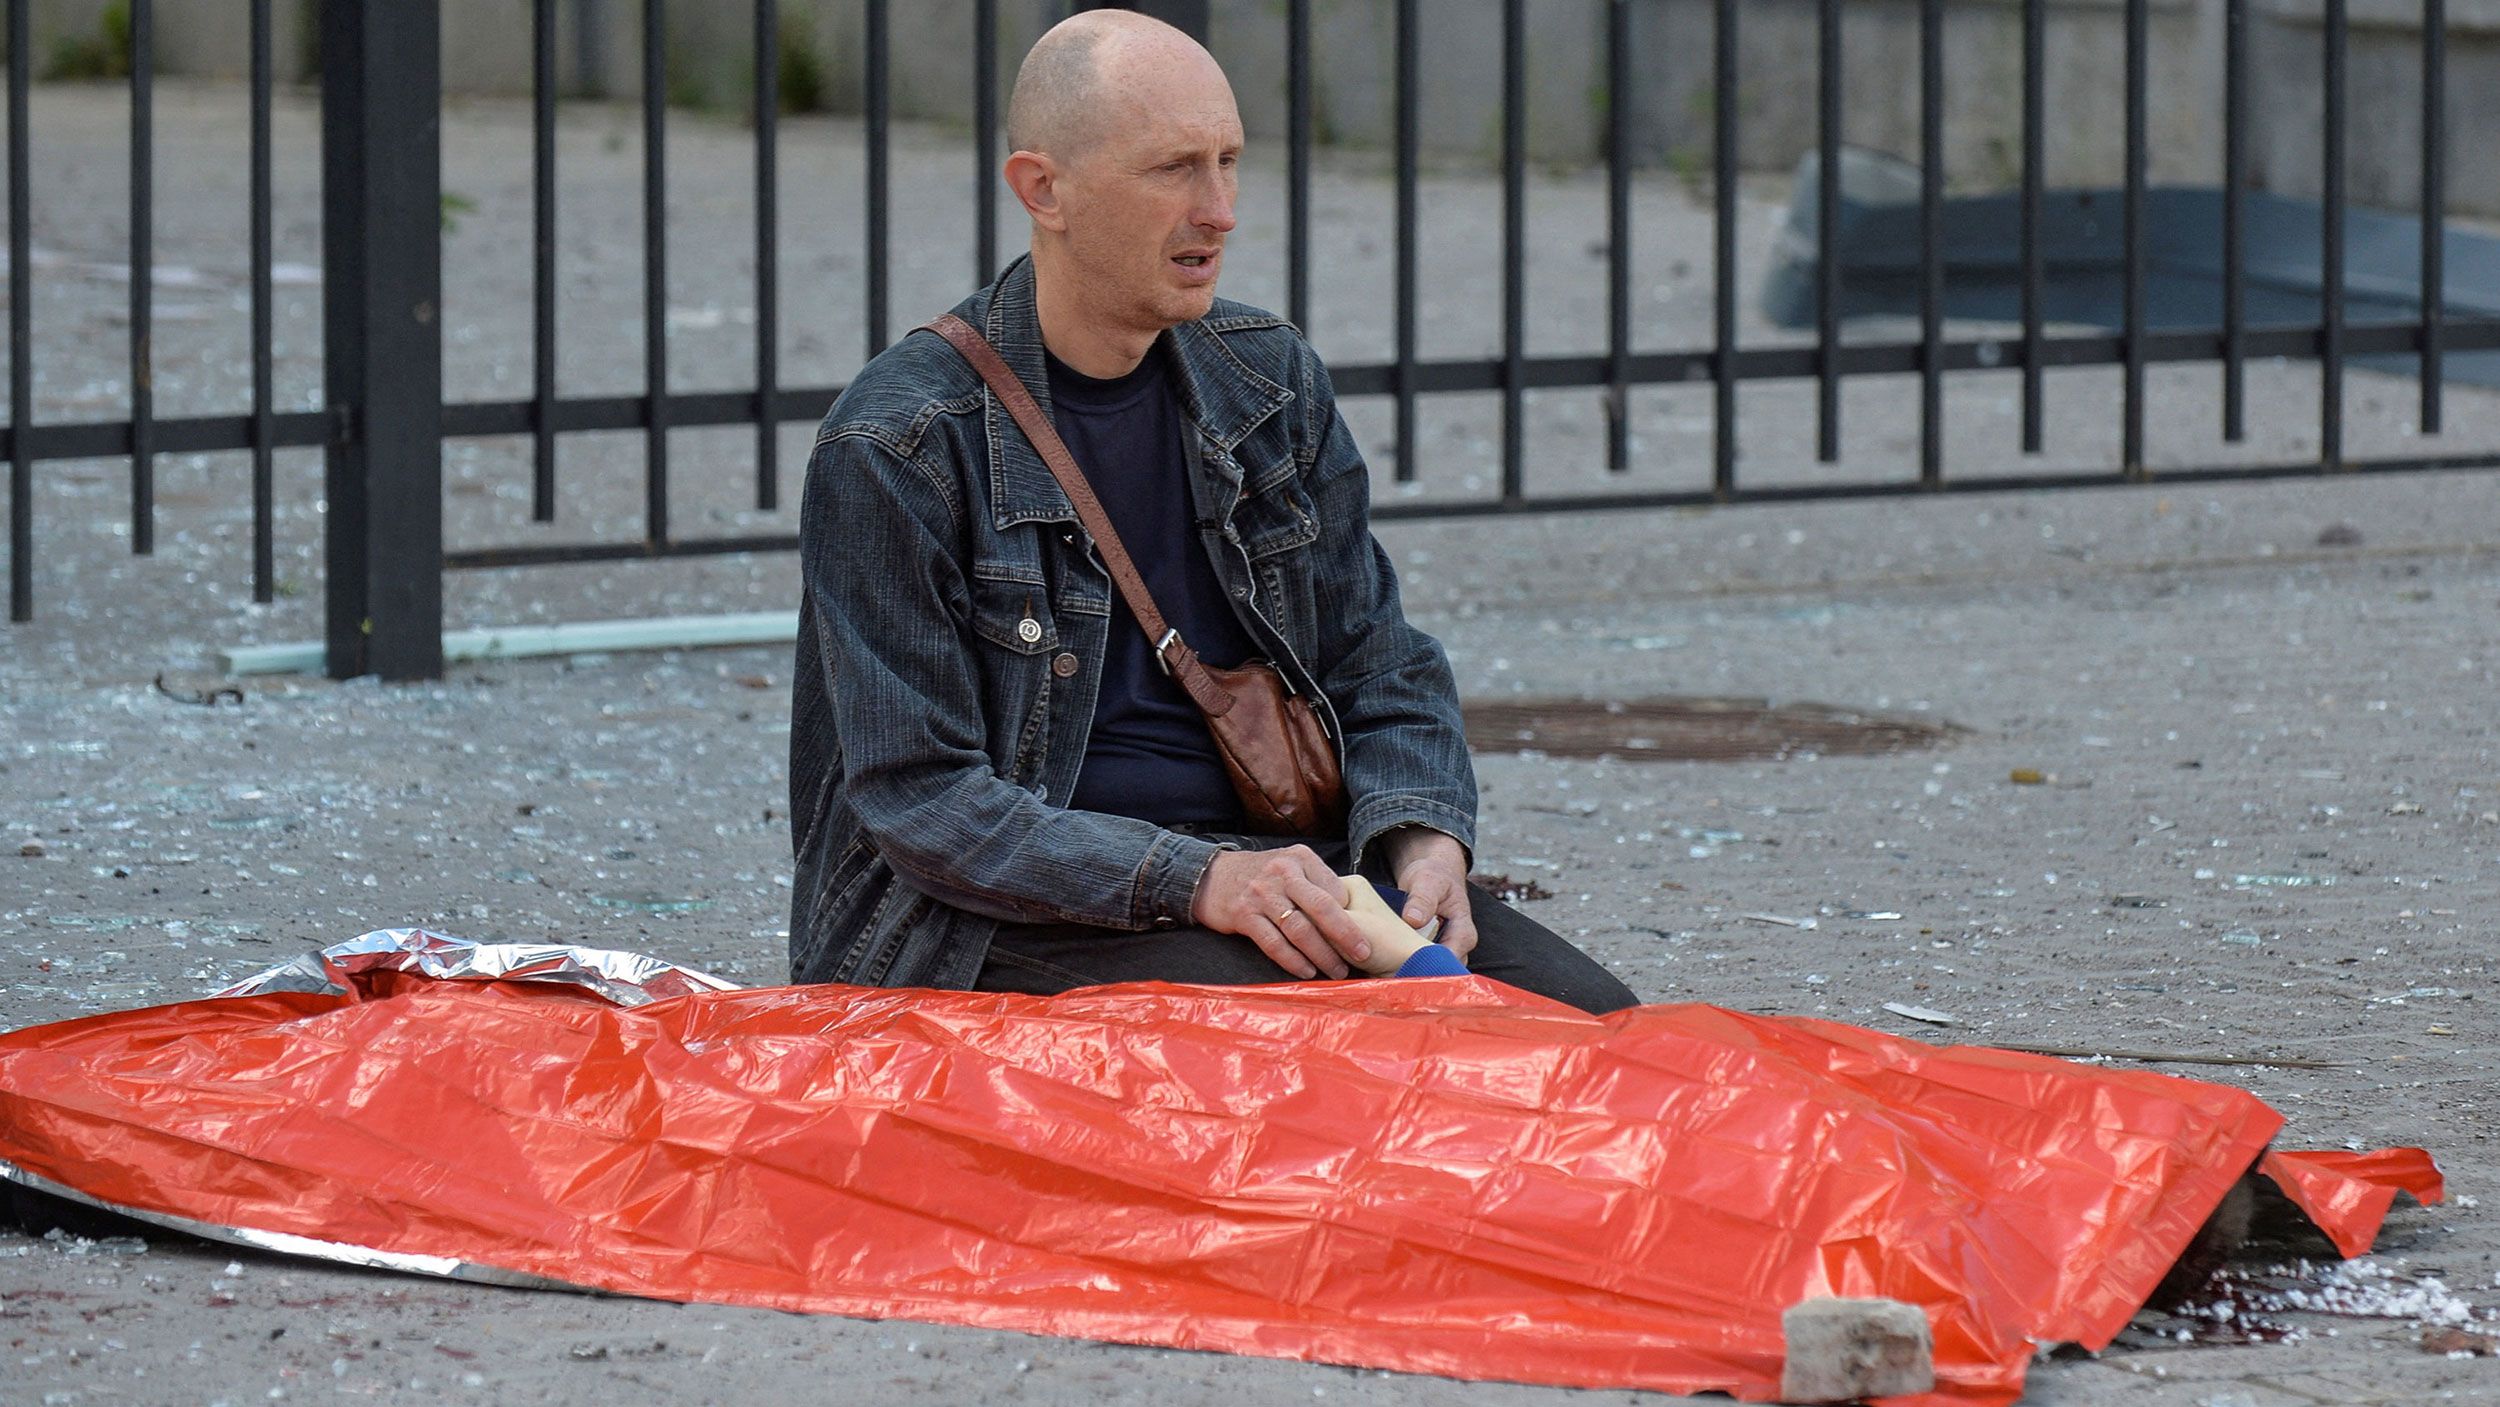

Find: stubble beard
1101;269;1213;341
1056;224;1219;342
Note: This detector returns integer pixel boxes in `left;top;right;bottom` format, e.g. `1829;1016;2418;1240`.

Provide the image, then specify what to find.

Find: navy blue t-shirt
1047;345;1260;829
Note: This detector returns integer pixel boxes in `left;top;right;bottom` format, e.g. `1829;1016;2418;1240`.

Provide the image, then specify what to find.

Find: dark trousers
975;838;1640;1016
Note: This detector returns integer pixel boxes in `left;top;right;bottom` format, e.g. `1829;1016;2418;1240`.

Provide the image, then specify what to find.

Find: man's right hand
1188;845;1373;979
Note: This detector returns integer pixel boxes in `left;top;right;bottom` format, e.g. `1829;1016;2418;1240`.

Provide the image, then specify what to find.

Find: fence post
1084;1;1210;40
320;0;443;681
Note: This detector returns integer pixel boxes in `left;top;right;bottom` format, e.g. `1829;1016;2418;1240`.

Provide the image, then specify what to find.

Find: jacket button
1016;618;1043;644
1051;652;1079;678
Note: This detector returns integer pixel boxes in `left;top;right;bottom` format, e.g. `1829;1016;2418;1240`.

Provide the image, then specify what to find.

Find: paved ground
3;83;2498;1405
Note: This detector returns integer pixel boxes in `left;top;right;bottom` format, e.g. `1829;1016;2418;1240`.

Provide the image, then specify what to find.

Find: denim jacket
787;256;1475;989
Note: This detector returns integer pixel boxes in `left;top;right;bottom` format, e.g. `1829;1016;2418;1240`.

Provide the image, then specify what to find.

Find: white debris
40;1228;147;1257
2268;1260;2483;1328
2206;1259;2498;1334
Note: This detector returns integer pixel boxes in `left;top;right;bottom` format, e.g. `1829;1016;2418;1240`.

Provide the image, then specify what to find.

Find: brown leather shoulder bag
921;313;1347;837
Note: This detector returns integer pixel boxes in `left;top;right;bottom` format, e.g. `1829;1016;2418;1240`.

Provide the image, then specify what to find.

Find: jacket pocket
1232;483;1321;659
967;575;1059;655
965;573;1060;788
817;831;882;919
794;832;884;984
1236;482;1320;562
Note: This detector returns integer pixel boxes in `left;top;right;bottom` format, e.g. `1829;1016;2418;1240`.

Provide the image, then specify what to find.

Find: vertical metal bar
2321;0;2345;470
1286;0;1311;334
532;0;557;520
1712;0;1737;497
249;0;273;602
2222;0;2245;442
1148;0;1209;35
1499;0;1524;503
1085;0;1207;34
1917;0;1943;487
1392;0;1417;483
7;0;29;621
866;0;890;357
642;0;668;543
755;0;779;511
1604;0;1629;475
2121;0;2146;477
321;0;444;679
976;0;998;285
2020;0;2043;453
2419;0;2443;436
128;0;153;555
574;0;607;97
1814;0;1840;463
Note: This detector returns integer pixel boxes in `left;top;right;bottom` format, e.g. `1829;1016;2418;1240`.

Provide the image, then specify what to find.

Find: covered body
0;934;2439;1405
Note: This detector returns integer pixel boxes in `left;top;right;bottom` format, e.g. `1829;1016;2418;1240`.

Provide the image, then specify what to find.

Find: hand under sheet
1340;874;1445;975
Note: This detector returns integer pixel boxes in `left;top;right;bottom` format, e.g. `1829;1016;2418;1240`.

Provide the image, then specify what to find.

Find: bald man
788;12;1635;1014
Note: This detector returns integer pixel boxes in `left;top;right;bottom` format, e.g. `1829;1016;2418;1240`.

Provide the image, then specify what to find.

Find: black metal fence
4;0;2496;679
7;0;322;633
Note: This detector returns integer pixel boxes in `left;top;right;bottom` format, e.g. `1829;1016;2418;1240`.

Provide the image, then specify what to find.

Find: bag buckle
1153;628;1181;677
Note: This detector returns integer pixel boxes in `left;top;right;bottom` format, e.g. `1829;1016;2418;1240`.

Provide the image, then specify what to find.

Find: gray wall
1623;0;2215;190
1214;0;1610;167
2249;0;2500;213
19;0;2494;214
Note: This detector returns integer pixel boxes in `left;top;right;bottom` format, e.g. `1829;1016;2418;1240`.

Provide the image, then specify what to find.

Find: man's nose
1194;172;1237;235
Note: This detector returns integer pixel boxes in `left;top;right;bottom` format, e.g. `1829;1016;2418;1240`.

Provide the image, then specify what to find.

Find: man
788;11;1635;1015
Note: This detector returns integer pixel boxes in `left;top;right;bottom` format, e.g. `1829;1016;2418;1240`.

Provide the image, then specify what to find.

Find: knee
1571;973;1643;1016
1462;888;1643;1016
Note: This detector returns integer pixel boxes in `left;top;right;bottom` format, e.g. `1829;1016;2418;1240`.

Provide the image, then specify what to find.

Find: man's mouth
1172;251;1218;268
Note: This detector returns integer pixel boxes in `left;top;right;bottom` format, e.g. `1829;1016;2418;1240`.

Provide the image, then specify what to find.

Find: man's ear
1004;151;1066;234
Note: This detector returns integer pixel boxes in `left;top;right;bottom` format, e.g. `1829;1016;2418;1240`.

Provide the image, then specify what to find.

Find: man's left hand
1381;828;1477;964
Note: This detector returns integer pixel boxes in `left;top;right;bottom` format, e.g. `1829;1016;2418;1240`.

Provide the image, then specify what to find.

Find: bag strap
920;313;1236;718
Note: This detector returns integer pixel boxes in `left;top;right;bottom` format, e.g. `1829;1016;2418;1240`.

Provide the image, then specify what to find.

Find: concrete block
1780;1297;1936;1404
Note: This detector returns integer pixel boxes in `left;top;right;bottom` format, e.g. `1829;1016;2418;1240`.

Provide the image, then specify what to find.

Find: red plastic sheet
2258;1148;2446;1258
0;946;2437;1405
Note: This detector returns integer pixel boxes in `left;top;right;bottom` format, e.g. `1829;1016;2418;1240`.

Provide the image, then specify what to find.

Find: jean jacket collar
971;256;1295;533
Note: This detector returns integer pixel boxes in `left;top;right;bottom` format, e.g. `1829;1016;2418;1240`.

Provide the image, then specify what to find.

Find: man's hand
1190;845;1373;979
1382;828;1477;964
